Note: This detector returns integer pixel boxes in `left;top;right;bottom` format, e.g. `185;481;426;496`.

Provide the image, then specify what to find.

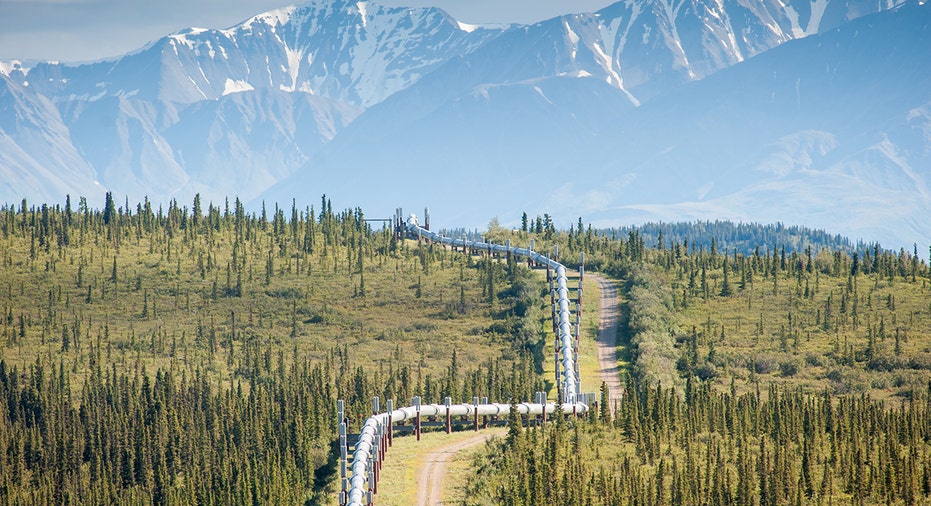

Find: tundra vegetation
466;215;931;505
3;196;931;505
0;195;546;504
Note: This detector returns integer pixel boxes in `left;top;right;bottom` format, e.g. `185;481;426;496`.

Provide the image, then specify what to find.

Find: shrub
694;362;718;381
779;360;799;377
907;353;931;370
804;353;823;367
866;355;902;372
753;357;776;375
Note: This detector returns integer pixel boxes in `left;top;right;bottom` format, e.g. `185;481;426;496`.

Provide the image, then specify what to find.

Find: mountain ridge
0;0;926;247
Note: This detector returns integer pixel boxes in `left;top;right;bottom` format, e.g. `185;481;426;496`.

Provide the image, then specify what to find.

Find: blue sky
0;0;618;62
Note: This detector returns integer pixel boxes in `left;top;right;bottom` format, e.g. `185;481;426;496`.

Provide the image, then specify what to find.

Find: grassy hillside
466;217;931;505
661;241;931;401
0;196;552;504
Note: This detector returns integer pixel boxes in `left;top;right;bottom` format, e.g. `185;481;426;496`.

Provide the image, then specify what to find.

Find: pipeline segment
340;213;589;506
344;400;589;506
403;216;580;405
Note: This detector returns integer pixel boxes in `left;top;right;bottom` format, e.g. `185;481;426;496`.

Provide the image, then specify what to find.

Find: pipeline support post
372;397;384;469
372;433;380;486
538;392;547;424
337;399;347;505
414;396;422;441
339;422;348;506
482;397;489;428
386;399;394;447
378;425;385;472
445;396;452;434
555;350;559;386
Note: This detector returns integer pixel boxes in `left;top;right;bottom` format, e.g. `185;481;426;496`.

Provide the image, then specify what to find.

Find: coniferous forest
466;216;931;505
3;197;931;505
0;195;544;504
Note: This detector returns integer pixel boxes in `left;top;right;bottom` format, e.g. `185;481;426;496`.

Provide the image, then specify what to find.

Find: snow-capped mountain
261;0;928;247
578;1;931;247
15;0;500;109
0;0;927;247
0;0;502;205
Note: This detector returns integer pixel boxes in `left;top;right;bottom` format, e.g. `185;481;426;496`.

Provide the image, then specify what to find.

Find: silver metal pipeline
404;218;580;404
386;401;587;423
341;216;588;506
435;225;578;398
346;400;588;506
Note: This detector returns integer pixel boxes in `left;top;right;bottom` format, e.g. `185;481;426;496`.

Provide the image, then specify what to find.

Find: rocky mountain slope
0;0;925;247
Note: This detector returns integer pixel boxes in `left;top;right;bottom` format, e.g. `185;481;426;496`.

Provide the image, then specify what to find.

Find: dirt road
415;431;501;506
411;275;622;505
590;274;624;413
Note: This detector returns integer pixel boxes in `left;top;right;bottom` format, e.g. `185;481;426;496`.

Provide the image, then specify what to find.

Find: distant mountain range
1;0;928;248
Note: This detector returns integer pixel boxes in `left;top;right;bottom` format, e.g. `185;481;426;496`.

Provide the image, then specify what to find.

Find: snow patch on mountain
357;1;368;27
0;60;29;77
565;20;580;46
239;6;298;31
457;21;478;33
223;78;255;95
281;46;304;92
808;0;830;34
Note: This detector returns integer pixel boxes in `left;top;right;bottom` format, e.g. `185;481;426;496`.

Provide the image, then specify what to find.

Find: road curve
412;275;622;506
415;431;502;506
590;274;624;413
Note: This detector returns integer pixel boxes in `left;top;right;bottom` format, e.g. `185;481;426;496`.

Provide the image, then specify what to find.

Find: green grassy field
463;227;931;505
671;253;931;401
0;199;555;503
9;200;931;505
373;427;508;505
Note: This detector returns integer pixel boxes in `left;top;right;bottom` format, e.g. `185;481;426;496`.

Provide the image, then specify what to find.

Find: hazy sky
0;0;618;62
